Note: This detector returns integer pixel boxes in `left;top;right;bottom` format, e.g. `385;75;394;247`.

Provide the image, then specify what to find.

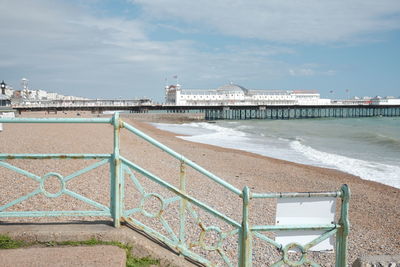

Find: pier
203;105;400;120
9;100;400;120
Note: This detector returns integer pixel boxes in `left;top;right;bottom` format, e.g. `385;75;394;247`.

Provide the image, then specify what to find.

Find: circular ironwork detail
282;243;307;266
140;193;165;218
199;226;223;251
40;172;65;198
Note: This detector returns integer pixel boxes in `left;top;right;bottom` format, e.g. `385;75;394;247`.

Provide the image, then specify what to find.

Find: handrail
0;117;112;123
251;224;339;231
252;191;341;199
0;154;111;159
0;113;350;266
122;121;242;196
120;156;241;228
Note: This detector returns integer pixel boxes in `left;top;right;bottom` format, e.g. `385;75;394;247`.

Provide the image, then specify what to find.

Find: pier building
165;83;331;106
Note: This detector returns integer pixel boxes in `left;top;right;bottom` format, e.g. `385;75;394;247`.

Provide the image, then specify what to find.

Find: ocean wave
153;121;400;189
236;125;254;130
350;132;400;149
290;140;400;189
375;134;400;148
184;122;248;137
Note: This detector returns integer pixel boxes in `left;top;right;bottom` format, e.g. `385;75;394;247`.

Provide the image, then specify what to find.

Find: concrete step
0;245;126;267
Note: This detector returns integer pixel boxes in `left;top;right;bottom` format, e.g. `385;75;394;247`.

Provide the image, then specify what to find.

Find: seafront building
165;83;331;106
0;81;11;107
0;78;89;103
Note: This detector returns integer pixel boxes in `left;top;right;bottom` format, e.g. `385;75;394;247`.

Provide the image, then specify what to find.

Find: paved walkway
0;222;196;267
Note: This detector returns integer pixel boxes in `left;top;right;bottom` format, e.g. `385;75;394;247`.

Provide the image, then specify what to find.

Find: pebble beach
0;111;399;266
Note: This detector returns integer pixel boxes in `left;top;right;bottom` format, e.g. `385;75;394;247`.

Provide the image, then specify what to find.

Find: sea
152;117;400;189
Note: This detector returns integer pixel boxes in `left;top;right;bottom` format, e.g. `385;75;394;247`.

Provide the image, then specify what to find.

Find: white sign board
0;112;15;132
275;197;336;252
3;112;15;118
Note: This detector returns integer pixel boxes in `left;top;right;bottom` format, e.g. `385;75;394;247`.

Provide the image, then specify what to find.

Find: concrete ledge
352;255;400;267
0;245;126;267
0;221;199;267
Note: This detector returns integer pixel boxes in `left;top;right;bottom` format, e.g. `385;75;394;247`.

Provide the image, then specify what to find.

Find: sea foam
152;120;400;189
290;140;400;189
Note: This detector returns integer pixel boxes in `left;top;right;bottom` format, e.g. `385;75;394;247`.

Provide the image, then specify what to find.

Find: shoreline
144;115;400;191
132;116;398;192
1;111;399;265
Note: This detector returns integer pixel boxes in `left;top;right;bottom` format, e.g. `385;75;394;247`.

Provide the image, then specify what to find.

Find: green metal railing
0;113;350;266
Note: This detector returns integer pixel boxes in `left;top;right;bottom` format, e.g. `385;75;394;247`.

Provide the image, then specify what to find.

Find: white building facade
165;83;330;106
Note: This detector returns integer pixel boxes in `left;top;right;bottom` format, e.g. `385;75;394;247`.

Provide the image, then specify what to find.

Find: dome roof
217;83;248;93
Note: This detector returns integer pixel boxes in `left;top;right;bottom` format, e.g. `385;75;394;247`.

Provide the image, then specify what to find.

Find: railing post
336;184;350;266
179;160;187;251
239;186;252;267
111;112;122;227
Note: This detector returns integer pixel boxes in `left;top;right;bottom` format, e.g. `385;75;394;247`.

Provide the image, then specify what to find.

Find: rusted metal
0;154;110;160
252;191;341;199
111;112;122;228
252;224;339;231
0;117;112;123
239;186;252;267
179;161;187;251
336;184;351;267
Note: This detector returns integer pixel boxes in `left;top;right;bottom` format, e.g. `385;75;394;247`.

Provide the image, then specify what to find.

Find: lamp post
1;80;6;95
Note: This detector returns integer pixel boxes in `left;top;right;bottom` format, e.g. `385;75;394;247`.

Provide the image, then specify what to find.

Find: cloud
3;0;385;100
0;0;304;99
0;0;175;97
289;68;315;77
131;0;400;43
289;64;336;77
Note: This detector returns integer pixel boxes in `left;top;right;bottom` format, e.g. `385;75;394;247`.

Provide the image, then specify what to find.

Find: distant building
0;94;11;107
165;83;330;106
371;96;400;105
0;81;11;107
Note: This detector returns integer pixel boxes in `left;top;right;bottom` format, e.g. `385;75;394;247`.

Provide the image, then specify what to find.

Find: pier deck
10;103;400;120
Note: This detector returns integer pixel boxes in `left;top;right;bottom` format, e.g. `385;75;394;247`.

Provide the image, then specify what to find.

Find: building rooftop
0;94;10;100
216;83;248;94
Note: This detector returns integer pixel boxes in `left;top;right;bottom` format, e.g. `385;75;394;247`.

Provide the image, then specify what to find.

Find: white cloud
1;0;306;99
0;0;176;97
0;0;363;100
289;68;315;77
289;64;337;77
131;0;400;43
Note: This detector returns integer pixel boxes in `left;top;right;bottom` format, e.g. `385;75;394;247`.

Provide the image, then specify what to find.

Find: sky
0;0;399;101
